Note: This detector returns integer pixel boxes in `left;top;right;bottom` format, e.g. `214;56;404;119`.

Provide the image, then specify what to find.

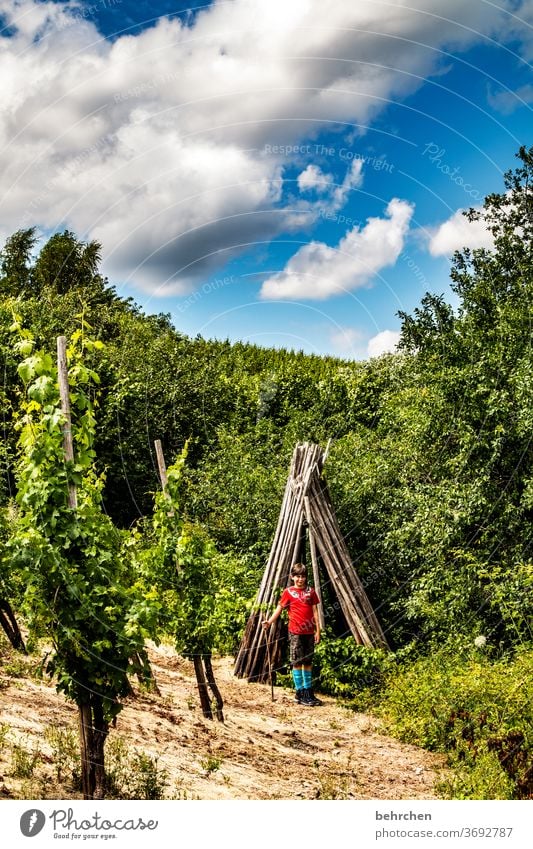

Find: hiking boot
294;688;305;704
302;687;323;706
298;687;319;706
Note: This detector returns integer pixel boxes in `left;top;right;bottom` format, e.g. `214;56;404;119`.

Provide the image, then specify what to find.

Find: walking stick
263;618;275;701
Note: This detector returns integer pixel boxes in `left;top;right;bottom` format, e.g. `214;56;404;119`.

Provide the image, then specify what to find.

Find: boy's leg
302;658;323;706
292;664;304;702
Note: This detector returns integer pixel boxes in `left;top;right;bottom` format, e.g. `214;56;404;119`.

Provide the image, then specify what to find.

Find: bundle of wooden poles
234;441;388;683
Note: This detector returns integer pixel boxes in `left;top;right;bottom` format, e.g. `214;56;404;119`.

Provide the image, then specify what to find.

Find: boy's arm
313;603;321;644
262;603;283;628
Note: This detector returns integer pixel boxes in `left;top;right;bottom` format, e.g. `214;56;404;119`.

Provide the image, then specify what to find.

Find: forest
0;147;531;800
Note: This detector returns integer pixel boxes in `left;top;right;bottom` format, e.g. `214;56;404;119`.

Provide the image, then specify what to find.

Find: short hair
291;563;307;577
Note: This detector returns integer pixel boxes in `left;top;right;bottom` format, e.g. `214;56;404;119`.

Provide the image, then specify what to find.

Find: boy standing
263;563;322;706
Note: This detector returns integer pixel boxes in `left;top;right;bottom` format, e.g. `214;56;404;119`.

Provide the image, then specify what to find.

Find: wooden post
154;439;168;491
154;439;174;516
0;599;27;653
193;655;213;719
57;336;77;510
304;496;325;630
203;655;225;721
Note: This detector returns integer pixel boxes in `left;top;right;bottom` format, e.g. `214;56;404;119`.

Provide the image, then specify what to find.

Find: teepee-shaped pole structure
234;441;388;683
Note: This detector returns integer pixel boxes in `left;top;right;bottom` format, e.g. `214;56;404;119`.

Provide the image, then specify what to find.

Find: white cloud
428;208;494;257
0;0;522;294
367;330;401;358
297;165;333;193
330;159;364;211
487;83;533;115
260;198;414;300
297;159;363;220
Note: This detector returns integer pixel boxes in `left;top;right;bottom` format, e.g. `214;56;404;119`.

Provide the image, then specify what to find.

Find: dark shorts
289;633;315;666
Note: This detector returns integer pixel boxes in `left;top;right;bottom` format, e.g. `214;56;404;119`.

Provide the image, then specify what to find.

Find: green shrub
376;645;533;799
314;635;391;704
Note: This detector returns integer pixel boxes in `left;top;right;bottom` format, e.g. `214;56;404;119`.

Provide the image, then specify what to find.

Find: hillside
0;641;444;800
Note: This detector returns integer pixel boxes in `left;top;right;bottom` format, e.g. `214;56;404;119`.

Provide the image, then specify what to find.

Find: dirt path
0;642;445;800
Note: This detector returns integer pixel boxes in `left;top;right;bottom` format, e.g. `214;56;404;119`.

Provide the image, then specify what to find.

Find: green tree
137;449;224;720
30;231;103;296
0;228;37;297
8;323;155;798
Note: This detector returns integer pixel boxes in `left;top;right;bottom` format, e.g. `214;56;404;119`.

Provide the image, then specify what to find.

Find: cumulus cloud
0;0;523;293
297;165;333;194
329;159;364;211
367;329;401;358
428;208;494;256
297;158;363;211
260;198;414;300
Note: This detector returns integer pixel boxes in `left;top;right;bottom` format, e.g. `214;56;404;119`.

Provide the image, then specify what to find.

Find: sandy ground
0;641;446;800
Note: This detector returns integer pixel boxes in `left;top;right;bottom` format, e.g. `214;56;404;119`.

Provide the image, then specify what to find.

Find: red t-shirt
280;586;320;635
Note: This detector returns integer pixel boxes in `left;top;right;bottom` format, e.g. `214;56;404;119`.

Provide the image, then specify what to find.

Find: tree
8;322;156;798
30;231;103;296
137;448;224;721
0;228;37;297
391;146;533;647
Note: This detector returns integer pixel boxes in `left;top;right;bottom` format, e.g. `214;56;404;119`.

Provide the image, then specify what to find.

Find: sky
0;0;531;358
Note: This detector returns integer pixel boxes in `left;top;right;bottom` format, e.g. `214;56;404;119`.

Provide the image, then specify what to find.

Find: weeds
315;772;350;799
200;755;222;774
44;724;79;784
106;736;168;799
10;740;41;779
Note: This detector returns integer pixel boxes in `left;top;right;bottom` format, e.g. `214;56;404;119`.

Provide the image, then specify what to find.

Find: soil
0;641;446;800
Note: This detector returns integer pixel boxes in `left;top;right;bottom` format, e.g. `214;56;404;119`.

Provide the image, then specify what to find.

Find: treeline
0;147;531;798
0;152;531;651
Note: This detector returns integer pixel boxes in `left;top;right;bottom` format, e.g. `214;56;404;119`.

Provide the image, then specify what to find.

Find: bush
376;644;533;799
314;635;391;704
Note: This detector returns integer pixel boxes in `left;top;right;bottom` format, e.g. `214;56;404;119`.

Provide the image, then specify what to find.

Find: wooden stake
57;336;77;509
304;496;325;630
204;655;225;722
154;438;175;517
193;655;213;719
154;439;169;491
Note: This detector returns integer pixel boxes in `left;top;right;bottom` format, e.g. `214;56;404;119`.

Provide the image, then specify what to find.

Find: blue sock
302;669;312;689
292;668;304;691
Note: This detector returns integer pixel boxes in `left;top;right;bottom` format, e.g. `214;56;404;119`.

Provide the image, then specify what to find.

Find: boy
263;563;322;706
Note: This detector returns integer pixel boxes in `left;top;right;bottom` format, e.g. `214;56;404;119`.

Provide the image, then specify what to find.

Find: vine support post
204;654;225;721
154;439;174;515
154;439;168;491
57;336;77;509
78;697;108;800
192;655;213;719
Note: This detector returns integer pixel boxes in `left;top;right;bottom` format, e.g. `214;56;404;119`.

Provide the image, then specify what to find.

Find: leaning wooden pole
0;599;27;653
304;496;325;630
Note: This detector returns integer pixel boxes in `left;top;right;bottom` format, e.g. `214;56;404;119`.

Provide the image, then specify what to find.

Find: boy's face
291;573;307;588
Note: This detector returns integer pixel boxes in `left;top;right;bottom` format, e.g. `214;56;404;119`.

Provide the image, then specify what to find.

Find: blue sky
0;0;531;357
